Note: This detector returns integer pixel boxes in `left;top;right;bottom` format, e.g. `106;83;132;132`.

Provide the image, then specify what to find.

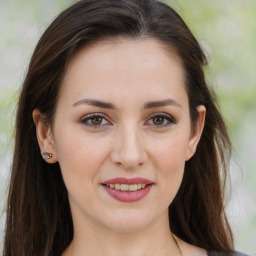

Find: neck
65;212;181;256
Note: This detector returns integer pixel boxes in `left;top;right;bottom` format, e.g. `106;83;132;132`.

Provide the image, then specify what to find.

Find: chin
100;209;161;233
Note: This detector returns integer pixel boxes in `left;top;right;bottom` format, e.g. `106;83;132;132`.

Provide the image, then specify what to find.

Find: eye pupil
92;116;102;125
153;116;164;125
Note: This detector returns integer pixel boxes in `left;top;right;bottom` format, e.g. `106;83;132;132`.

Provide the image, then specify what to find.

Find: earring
42;152;53;160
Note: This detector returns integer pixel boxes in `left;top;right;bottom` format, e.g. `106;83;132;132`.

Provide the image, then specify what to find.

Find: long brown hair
4;0;233;255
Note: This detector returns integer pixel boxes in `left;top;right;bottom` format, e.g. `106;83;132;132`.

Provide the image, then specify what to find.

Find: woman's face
36;38;205;233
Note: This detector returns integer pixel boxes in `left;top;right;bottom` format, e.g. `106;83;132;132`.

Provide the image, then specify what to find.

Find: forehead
65;38;183;77
60;38;187;107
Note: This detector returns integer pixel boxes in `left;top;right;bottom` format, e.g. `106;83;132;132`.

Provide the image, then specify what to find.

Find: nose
110;124;148;169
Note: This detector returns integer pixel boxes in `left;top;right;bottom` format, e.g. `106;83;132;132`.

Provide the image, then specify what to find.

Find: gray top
207;251;249;256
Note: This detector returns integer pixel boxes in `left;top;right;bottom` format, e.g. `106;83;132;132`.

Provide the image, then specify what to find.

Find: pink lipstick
101;177;154;202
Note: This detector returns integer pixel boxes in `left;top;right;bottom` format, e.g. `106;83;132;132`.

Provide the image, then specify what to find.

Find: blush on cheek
158;140;187;163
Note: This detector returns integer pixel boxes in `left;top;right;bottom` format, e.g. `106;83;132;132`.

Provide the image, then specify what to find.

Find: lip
101;177;154;202
102;177;153;185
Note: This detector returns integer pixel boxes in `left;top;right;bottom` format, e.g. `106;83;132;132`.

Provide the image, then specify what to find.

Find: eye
146;113;176;128
80;113;111;128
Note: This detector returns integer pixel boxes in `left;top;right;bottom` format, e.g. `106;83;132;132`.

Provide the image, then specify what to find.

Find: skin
33;38;206;256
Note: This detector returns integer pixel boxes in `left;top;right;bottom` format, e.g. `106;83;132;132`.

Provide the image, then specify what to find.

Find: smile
102;177;154;202
105;183;146;191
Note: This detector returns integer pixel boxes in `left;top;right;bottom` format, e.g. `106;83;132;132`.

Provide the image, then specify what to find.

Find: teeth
129;184;137;192
106;183;147;191
120;184;129;191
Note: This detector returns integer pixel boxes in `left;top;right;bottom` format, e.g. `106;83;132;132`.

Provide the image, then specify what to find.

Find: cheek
152;133;189;175
53;127;110;187
151;133;189;203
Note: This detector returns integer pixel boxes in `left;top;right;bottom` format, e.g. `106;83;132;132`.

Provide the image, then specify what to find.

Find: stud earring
42;152;53;160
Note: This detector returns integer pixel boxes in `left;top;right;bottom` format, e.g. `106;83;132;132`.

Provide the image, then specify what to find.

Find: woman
3;0;248;255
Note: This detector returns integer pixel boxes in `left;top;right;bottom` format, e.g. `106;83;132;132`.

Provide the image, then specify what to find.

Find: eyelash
146;113;176;128
80;112;176;128
80;113;111;128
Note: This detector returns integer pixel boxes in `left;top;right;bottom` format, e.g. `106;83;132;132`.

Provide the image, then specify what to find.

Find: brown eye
152;116;165;126
146;113;175;128
81;114;110;127
91;116;103;125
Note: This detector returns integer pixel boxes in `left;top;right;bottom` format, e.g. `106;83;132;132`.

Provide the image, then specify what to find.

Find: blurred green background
0;0;255;254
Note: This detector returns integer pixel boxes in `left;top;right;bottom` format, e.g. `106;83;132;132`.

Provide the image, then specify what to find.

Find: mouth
104;183;147;192
101;177;154;202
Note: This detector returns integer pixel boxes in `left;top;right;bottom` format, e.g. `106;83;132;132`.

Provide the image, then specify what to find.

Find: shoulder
175;236;249;256
207;251;249;256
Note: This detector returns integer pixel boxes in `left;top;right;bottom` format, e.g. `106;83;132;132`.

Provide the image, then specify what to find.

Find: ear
186;105;206;161
32;109;58;163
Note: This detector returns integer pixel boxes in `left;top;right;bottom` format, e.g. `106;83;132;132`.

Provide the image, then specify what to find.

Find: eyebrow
72;98;182;109
72;99;115;109
144;99;182;109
